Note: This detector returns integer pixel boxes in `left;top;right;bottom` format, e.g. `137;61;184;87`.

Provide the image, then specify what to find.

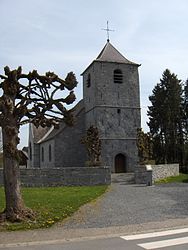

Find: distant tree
81;126;101;166
182;79;188;166
0;66;77;222
183;79;188;141
148;69;183;164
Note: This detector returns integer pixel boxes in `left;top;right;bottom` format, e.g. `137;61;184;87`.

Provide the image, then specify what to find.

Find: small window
29;142;32;160
49;144;52;162
114;69;123;84
87;73;91;87
117;109;121;125
41;147;44;162
117;109;121;114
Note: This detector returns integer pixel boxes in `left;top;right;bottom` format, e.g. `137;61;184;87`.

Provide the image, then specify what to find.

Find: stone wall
54;104;87;168
151;164;179;181
135;165;148;184
0;167;111;187
135;164;179;184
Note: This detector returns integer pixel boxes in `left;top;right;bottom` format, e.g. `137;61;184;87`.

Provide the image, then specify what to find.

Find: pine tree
148;69;183;164
182;79;188;166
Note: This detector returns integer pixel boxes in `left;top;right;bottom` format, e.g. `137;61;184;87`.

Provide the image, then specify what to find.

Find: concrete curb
1;218;188;245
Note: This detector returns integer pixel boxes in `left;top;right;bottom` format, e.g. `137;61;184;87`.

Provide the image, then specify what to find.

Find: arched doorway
115;154;126;173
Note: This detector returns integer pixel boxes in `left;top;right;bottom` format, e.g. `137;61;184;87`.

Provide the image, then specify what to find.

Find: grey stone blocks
135;164;179;185
0;167;111;187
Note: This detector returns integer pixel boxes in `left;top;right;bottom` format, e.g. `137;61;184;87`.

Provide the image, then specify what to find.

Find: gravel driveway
61;177;188;229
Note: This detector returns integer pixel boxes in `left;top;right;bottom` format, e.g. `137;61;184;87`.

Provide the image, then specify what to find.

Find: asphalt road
2;227;188;250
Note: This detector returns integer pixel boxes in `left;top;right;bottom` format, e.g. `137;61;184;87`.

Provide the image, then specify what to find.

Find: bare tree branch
0;66;77;128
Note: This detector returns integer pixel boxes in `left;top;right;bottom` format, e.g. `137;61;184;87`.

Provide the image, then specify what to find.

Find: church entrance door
115;154;126;173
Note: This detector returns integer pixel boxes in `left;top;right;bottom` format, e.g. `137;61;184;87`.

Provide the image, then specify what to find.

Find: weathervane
102;21;114;42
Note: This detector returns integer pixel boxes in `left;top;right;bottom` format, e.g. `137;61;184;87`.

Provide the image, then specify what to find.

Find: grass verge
0;185;108;231
155;173;188;184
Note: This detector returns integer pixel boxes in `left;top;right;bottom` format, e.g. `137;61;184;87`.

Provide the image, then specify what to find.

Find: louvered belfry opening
114;69;123;84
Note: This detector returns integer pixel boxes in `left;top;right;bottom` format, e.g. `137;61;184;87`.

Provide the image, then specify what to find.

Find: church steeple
82;40;141;173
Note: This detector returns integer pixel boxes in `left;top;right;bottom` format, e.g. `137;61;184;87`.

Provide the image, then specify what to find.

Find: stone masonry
0;167;111;187
135;164;179;184
28;41;141;175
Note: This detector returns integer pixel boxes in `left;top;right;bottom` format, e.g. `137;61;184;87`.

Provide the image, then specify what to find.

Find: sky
1;0;188;149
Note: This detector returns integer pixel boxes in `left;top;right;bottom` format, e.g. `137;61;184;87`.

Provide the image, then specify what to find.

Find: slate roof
96;41;138;64
32;125;52;143
37;99;84;143
81;41;140;75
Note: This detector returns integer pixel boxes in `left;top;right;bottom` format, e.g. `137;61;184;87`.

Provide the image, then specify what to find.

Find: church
28;40;141;173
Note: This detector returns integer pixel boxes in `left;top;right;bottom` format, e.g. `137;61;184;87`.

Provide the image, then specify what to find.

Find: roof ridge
96;42;108;59
96;41;139;65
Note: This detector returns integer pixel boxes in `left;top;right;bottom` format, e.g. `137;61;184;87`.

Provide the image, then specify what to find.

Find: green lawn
155;173;188;184
0;185;108;231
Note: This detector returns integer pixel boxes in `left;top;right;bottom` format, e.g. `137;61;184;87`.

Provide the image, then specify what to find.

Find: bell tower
82;41;141;172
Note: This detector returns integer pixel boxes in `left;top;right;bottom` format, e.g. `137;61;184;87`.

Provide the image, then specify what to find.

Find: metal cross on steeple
102;21;114;42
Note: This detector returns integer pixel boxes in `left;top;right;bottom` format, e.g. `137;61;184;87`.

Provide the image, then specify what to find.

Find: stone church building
28;41;141;173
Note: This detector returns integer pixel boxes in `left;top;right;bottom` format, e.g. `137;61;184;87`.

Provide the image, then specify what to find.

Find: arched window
114;69;123;84
49;144;51;162
41;147;44;162
87;73;91;87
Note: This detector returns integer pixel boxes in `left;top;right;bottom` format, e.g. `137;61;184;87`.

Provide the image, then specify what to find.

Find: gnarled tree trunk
1;119;33;222
2;122;25;221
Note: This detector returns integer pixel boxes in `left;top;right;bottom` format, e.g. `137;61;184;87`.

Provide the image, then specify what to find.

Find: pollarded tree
0;66;77;222
136;128;153;165
81;126;101;166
